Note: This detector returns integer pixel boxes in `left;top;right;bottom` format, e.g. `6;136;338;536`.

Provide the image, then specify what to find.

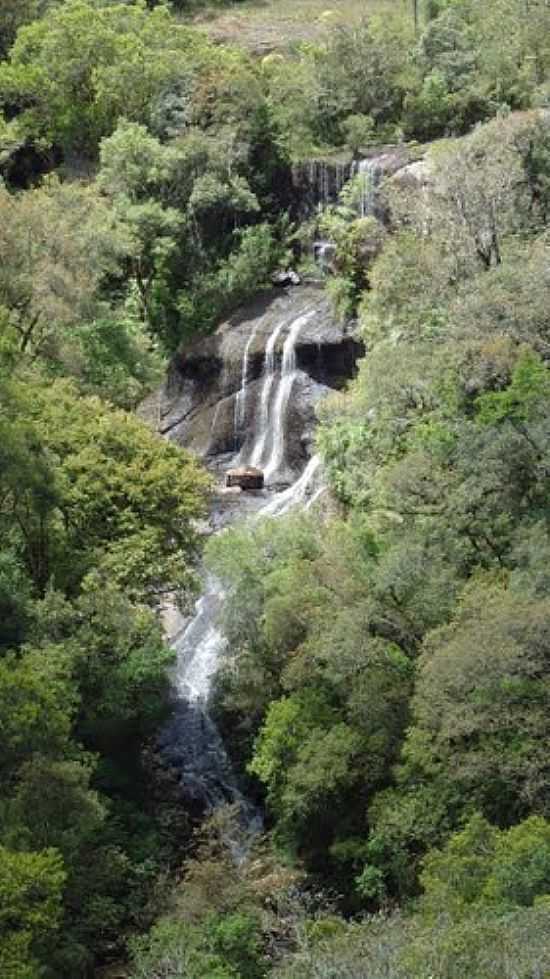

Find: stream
158;300;327;838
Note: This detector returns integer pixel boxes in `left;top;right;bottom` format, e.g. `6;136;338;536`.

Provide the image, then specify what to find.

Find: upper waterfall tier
153;285;364;485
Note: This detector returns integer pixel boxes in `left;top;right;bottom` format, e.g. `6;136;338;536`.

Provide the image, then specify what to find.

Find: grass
185;0;409;55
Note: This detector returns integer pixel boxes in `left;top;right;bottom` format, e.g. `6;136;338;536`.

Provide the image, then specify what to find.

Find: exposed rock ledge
140;284;364;478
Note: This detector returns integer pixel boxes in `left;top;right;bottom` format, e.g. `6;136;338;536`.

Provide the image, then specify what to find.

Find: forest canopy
2;0;550;977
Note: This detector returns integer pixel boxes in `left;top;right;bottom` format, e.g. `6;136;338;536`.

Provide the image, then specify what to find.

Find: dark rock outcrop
226;467;264;490
142;285;364;481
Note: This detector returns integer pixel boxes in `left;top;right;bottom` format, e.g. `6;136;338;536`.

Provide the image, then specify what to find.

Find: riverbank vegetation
3;0;550;977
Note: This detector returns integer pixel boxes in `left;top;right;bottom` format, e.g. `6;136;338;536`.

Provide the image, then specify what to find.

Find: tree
0;0;48;59
0;178;130;360
392;116;529;273
0;846;66;979
0;0;214;155
0;376;209;599
402;582;550;824
0;649;75;784
420;813;550;913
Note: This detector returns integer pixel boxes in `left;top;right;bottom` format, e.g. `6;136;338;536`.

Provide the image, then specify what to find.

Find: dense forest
2;0;550;977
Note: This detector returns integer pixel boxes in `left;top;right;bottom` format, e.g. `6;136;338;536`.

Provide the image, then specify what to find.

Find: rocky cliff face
149;284;363;486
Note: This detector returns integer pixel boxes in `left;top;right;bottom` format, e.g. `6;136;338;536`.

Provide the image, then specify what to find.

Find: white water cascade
249;308;316;481
234;321;260;443
353;157;383;218
247;315;288;468
160;452;326;836
260;453;324;518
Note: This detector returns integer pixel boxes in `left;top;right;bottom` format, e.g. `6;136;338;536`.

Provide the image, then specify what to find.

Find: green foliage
0;0;214;154
96;116;286;350
341;113;375;156
206;911;266;979
274;905;550;979
0;176;130;355
0;352;209;974
5;1;550;975
421;813;550;913
130;811;271;979
0;845;66;979
0;375;208;599
0;0;49;59
476;347;550;425
208;515;413;875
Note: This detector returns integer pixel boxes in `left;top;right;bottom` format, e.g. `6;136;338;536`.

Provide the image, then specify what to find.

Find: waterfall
260;454;323;517
157;268;367;849
304;160;350;211
355;157;382;218
234;323;260;445
248;316;288;468
262;309;316;481
313;240;336;269
175;575;227;704
160;574;262;841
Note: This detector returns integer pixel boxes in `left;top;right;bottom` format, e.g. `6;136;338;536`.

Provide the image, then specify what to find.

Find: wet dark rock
291;158;350;216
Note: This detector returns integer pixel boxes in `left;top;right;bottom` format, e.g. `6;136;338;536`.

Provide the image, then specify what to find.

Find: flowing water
234;321;260;444
160;303;328;835
260;453;324;518
160;465;324;837
248;308;316;480
351;156;384;218
262;309;316;482
247;315;288;468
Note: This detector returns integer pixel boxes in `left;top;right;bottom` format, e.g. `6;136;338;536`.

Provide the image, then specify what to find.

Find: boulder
272;269;301;287
226;466;264;490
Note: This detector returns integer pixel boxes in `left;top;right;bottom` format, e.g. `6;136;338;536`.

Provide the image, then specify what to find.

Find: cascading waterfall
234;322;260;445
248;316;288;468
161;453;326;839
159;277;362;843
305;160;349;211
161;302;327;834
353;157;383;218
260;453;324;518
262;308;316;481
